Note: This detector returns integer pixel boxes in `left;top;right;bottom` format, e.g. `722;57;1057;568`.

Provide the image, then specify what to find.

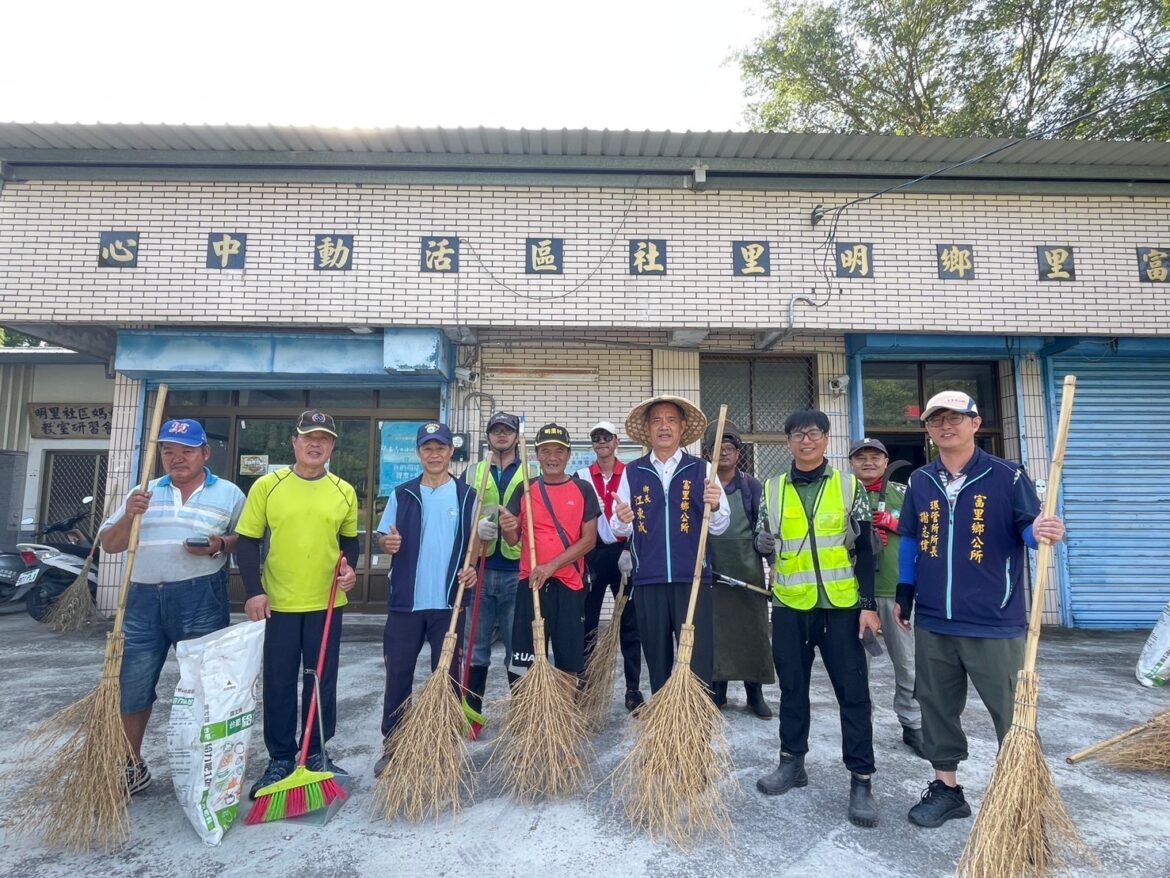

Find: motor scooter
12;497;101;621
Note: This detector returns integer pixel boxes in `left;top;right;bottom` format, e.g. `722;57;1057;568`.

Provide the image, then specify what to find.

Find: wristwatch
210;536;224;559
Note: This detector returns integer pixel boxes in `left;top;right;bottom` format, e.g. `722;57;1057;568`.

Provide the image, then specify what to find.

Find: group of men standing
101;388;1063;834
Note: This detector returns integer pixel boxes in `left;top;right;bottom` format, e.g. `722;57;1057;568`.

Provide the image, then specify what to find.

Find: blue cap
416;422;454;447
158;418;207;447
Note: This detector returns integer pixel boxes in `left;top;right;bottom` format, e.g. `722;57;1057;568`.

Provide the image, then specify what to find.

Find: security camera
454;367;477;383
829;375;850;394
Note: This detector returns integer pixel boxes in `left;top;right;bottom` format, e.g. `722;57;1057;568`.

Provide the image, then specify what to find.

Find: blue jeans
467;567;519;668
120;570;230;714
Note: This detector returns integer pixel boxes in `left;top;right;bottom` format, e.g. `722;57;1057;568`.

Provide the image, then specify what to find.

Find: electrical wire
458;176;646;301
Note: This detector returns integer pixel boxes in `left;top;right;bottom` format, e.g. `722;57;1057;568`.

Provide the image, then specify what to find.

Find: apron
710;483;774;683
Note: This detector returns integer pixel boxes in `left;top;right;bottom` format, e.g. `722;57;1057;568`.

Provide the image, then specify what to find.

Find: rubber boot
465;665;489;715
756;752;807;796
711;681;728;708
848;772;879;828
744;682;773;719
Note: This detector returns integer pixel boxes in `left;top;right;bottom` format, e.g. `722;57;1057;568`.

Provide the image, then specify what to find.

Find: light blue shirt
378;479;460;611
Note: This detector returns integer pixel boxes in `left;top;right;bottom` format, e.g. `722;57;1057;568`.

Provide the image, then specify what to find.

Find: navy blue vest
386;475;476;612
625;452;712;587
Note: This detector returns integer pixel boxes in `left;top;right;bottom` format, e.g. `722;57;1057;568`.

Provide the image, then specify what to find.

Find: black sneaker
125;758;152;796
624;689;645;712
908;779;972;828
306;751;348;776
249;758;296;800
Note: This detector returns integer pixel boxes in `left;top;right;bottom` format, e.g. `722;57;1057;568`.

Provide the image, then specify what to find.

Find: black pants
583;541;642;691
772;604;875;775
262;607;344;762
381;608;466;738
633;581;714;694
511;578;586;676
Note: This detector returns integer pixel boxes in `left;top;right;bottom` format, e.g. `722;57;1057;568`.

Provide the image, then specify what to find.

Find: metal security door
39;451;108;542
1050;358;1170;628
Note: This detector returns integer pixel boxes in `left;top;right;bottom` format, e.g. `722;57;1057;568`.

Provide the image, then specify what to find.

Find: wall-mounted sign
1137;247;1168;283
421;236;459;273
526;237;564;274
836;242;872;278
733;241;770;276
1037;245;1075;281
27;404;112;439
630;239;667;275
98;232;139;268
314;234;354;270
937;244;975;280
208;233;247;270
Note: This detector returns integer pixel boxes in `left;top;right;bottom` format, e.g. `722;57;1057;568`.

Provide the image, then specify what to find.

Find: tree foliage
0;327;43;347
739;0;1169;139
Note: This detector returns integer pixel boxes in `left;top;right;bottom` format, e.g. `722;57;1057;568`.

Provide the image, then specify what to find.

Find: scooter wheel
25;585;53;623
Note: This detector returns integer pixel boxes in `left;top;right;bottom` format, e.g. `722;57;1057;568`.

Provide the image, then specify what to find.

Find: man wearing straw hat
610;396;728;694
373;422;478;777
895;390;1064;828
755;408;881;828
576;420;645;712
100;417;245;796
500;423;600;681
236;409;360;799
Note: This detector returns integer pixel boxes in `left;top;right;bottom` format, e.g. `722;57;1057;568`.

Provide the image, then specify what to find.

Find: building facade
1;124;1167;624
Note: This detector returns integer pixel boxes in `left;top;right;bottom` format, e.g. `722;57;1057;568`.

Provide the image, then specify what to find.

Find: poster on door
379;422;426;493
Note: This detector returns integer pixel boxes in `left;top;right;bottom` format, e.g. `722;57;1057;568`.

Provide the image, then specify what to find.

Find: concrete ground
0;613;1167;878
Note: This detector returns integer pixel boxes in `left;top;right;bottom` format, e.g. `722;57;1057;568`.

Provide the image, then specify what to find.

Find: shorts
120;569;231;714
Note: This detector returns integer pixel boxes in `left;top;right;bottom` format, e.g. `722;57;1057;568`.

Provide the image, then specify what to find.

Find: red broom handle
298;553;344;767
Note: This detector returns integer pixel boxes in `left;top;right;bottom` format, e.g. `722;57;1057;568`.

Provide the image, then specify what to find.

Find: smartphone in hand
184;536;211;548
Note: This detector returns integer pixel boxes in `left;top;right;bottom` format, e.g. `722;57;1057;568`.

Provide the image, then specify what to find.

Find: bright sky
4;0;770;131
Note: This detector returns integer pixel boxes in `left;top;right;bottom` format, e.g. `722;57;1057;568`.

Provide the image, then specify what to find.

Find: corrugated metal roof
0;122;1167;168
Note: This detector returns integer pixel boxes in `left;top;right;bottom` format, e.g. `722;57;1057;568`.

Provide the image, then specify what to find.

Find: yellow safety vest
764;467;860;610
470;459;533;560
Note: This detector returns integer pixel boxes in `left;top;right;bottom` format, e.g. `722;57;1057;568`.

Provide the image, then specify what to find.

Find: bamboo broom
371;454;493;821
956;375;1092;878
488;417;591;802
1067;708;1170;772
612;404;732;847
44;490;119;633
579;573;630;732
13;385;169;852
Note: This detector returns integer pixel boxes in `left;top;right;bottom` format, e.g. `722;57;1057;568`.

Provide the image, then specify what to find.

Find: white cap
921;390;979;422
588;420;621;439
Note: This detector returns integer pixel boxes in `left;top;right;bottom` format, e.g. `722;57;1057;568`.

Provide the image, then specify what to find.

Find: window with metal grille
699;356;816;478
39;451;108;543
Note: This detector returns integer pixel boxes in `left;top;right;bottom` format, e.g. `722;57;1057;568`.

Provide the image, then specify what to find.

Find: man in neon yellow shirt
236;409;359;799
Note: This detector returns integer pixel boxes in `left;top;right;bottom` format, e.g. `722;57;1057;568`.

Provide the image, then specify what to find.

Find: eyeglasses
924;412;973;428
787;429;826;442
591;433;615;443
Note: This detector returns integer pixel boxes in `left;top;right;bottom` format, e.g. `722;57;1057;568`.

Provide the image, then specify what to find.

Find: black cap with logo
534;423;571;448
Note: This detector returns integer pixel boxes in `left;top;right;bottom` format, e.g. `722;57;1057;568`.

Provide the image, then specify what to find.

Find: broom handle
1066;720;1153;764
110;384;170;636
1021;375;1076;674
517;424;543;625
683;404;727;627
443;452;494;643
298;553;344;767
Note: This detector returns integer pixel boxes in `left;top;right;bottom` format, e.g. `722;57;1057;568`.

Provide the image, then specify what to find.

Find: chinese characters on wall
96;231;1167;283
27;404;113;439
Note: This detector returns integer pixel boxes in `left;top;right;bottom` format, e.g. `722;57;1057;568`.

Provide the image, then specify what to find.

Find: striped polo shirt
102;468;245;585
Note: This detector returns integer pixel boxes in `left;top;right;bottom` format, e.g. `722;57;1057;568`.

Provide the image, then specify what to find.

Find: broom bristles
489;654;592;802
1101;709;1170;772
580;589;629;732
43;558;106;633
8;669;131;852
372;634;475;822
956;672;1093;878
611;628;732;848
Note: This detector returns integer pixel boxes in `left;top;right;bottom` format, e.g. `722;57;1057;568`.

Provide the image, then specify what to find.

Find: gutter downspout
756;294;815;351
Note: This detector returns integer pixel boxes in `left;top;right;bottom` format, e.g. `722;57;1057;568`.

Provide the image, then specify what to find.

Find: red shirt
508;476;600;590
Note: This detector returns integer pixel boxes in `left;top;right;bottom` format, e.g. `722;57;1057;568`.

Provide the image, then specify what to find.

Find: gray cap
849;437;888;457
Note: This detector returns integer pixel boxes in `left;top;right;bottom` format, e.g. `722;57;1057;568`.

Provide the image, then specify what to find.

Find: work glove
895;582;915;624
872;510;899;533
753;530;776;557
477;517;499;541
876;528;889;548
618;550;633;576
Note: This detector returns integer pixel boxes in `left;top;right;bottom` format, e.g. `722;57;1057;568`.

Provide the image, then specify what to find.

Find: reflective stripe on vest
472;460;531;560
764;467;860;610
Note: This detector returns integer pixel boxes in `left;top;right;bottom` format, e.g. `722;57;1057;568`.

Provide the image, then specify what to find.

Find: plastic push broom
246;554;347;823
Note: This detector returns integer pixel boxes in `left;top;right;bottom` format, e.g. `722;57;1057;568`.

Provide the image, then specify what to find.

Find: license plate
16;569;38;586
